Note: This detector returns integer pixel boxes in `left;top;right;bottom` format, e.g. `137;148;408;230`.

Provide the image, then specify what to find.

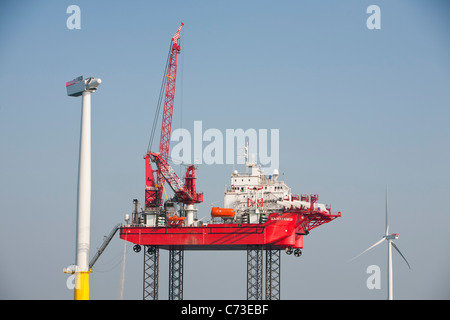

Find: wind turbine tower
65;76;102;300
351;188;411;300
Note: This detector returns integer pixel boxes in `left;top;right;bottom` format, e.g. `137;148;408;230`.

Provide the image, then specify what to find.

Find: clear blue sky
1;0;449;299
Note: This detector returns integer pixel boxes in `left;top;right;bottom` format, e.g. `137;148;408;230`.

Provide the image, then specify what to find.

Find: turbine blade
391;242;411;269
349;237;385;262
385;186;389;236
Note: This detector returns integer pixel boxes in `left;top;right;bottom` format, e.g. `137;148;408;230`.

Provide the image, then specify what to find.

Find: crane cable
147;41;173;153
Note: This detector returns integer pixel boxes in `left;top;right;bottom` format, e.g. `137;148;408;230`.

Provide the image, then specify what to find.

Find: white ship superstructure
222;142;330;224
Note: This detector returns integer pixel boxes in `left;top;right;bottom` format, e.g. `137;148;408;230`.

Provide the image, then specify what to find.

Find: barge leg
143;245;159;300
265;249;281;300
168;248;184;300
247;246;263;300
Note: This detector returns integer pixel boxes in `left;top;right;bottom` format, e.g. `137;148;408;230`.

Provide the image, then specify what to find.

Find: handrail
89;223;122;269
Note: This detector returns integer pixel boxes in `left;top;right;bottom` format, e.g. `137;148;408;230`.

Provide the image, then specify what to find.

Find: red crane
145;23;202;209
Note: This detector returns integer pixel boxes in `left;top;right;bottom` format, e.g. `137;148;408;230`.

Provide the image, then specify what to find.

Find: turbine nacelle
386;233;399;240
66;76;102;97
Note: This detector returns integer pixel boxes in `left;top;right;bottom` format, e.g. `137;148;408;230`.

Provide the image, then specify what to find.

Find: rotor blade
385;186;389;236
349;237;385;262
391;242;411;269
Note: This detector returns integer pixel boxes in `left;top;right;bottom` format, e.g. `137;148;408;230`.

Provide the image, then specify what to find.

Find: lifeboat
168;214;185;221
211;207;235;218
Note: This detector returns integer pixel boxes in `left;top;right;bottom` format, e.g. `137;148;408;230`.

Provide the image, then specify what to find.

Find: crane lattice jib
156;22;184;190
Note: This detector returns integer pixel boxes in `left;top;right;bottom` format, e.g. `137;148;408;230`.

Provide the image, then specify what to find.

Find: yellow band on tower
74;271;90;300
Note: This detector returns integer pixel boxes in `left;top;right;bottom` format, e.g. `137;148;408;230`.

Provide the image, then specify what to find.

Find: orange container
211;207;235;218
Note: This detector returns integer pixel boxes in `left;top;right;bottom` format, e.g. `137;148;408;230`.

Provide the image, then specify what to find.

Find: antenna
237;141;250;173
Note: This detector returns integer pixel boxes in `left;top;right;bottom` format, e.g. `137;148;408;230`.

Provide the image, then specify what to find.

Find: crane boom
145;23;200;209
159;22;184;165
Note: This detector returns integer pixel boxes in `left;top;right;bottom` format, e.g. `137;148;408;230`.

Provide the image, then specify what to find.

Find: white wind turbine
351;188;411;300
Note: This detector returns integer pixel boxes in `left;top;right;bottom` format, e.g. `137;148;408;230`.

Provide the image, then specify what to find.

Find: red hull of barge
120;210;340;250
121;212;303;250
